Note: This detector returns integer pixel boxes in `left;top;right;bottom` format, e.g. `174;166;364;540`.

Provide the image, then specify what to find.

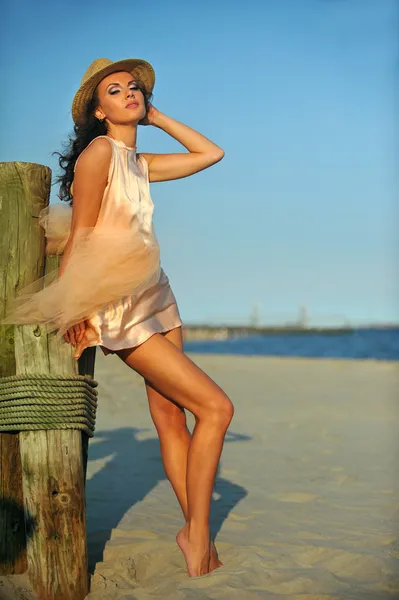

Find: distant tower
250;302;261;328
298;305;308;329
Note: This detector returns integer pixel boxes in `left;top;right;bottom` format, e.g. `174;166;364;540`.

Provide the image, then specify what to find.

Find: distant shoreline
182;324;399;341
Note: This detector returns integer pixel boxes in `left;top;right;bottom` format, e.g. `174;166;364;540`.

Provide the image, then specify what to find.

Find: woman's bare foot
176;524;212;577
209;541;223;572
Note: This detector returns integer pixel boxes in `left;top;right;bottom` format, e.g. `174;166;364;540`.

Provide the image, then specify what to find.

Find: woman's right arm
59;138;112;348
58;138;112;278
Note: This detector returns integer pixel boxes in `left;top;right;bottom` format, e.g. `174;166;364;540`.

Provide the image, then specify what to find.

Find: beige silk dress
73;135;183;357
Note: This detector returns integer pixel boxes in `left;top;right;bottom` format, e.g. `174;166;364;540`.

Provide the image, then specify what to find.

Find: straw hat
72;57;155;125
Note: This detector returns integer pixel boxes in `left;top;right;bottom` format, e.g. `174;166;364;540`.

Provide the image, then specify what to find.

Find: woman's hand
139;103;161;126
63;320;87;347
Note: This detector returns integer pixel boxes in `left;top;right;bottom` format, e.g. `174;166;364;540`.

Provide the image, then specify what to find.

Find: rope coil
0;374;99;437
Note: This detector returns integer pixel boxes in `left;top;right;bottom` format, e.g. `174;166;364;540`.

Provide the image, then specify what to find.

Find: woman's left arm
140;106;224;182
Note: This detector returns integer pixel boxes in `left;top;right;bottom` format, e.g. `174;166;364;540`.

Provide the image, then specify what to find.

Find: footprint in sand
271;492;320;503
111;529;159;540
334;474;359;486
226;513;251;531
297;530;331;540
226;522;248;531
294;545;385;580
229;513;251;521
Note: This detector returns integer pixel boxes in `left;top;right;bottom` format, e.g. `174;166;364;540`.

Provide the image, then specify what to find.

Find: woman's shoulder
74;136;113;172
81;136;113;159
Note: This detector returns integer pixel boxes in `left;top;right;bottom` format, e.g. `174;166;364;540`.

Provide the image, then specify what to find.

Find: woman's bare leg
115;332;234;576
143;327;222;571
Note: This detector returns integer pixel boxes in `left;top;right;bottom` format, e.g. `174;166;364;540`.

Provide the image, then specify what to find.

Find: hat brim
72;58;155;126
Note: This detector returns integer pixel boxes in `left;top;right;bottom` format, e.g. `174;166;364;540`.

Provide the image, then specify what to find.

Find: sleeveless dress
74;135;183;358
1;135;183;360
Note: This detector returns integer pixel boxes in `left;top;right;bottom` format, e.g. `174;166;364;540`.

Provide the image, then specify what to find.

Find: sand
1;353;398;599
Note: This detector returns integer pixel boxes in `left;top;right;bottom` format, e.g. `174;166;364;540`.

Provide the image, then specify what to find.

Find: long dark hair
52;81;152;206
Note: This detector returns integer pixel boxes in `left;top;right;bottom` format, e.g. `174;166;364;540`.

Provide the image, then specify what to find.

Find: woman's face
94;70;146;125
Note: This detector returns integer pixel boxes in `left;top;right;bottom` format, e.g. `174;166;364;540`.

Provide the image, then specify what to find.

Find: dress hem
99;319;183;356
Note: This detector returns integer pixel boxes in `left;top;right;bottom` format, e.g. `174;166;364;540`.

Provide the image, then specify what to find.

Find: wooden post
0;162;96;599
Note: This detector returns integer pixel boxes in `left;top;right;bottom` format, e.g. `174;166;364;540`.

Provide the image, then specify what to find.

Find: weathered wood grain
0;162;96;598
0;161;48;575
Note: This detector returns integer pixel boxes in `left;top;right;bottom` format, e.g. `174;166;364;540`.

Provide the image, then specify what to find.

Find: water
183;328;399;361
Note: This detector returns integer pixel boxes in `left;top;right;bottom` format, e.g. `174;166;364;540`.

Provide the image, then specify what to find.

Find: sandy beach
1;353;398;599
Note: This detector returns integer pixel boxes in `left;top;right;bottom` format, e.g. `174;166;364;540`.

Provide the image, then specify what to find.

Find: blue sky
2;0;397;326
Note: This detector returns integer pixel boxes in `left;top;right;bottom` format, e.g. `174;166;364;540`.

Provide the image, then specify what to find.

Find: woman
57;57;233;577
